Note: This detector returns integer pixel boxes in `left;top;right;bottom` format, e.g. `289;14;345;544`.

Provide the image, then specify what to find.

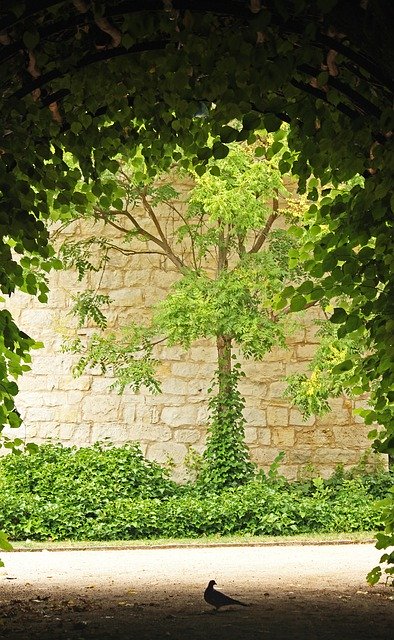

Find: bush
0;442;392;541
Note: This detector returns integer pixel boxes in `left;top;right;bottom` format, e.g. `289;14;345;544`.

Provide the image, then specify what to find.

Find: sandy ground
0;543;393;639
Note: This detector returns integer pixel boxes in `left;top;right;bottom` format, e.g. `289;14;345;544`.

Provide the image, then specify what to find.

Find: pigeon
204;580;248;611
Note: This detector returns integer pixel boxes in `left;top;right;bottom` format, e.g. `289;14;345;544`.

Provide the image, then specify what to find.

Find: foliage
0;442;391;543
63;324;161;394
0;311;45;448
0;530;13;568
58;141;307;486
284;320;365;418
0;0;392;570
197;363;256;491
366;491;394;587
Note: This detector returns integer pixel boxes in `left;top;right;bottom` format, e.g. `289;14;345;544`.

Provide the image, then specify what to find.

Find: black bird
204;580;248;611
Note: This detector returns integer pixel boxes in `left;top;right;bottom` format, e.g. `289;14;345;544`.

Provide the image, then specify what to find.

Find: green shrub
0;442;392;541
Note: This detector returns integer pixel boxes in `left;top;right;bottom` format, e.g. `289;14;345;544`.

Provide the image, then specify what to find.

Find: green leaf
210;165;221;177
330;308;347;324
242;111;261;131
23;30;40;49
0;531;13;552
212;142;229;160
332;359;353;374
290;295;307;312
220;126;239;143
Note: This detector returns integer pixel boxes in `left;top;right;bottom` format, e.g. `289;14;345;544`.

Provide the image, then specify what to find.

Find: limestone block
238;381;265;398
169;362;194;378
290;409;315;427
161;405;198;426
41;391;69;407
24;406;58;422
262;347;292;363
330;397;349;412
171;362;214;379
150;394;185;408
90;377;115;393
143;289;168;306
45;290;68;311
58;403;81;423
271;427;295;448
1;424;28;440
244;427;258;444
134;404;159;423
19;307;54;329
129;423;172;442
24;422;61;440
286;327;306;344
150;270;178;289
304;325;321;344
285;361;310;376
174;429;200;444
16;374;56;392
286;448;314;465
245;361;285;381
147;441;188;465
256;427;271;446
161;378;190;395
81;395;122;421
98;269;124;289
266;381;287;400
187;379;206;395
110;288;143;307
295;426;333;447
353;397;371;411
59;424;80;440
295;343;316;360
315;448;360;465
58;375;92;391
332;426;370;449
121;403;136;423
266;406;289;427
89;423;132;444
243;408;267;427
196;406;209;425
30;354;73;376
158;345;187;361
316;409;349;427
13;391;42;408
251;447;283;467
189;346;217;363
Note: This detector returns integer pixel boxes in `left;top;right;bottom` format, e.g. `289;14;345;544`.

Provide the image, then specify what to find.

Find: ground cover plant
0;0;392;580
0;442;391;543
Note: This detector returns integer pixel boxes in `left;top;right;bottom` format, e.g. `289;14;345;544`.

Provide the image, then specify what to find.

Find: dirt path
0;543;393;639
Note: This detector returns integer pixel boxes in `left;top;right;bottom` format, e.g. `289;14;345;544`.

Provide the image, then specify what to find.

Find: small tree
59;140;308;489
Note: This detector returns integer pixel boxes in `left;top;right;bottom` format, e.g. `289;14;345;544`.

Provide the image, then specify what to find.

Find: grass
9;531;377;551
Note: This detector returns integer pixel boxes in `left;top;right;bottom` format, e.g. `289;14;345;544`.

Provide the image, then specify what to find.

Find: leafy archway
0;0;392;575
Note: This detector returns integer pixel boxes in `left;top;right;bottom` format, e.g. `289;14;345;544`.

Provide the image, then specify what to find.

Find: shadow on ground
1;584;392;640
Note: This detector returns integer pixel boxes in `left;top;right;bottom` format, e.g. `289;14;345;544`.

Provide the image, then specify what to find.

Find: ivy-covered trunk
216;333;232;390
198;334;255;491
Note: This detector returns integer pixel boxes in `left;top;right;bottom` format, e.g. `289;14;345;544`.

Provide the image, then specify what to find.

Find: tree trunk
216;334;232;415
216;334;232;376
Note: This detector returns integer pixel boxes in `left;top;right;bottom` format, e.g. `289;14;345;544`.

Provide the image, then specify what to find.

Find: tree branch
249;195;279;254
281;300;318;317
94;206;184;271
104;243;169;259
139;191;185;270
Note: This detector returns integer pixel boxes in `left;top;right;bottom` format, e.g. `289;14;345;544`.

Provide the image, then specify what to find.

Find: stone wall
2;193;374;481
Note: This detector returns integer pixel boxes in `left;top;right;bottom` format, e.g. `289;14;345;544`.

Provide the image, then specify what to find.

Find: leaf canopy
0;1;392;462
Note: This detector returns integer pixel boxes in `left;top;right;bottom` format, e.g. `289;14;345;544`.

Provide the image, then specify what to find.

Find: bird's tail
234;600;248;607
